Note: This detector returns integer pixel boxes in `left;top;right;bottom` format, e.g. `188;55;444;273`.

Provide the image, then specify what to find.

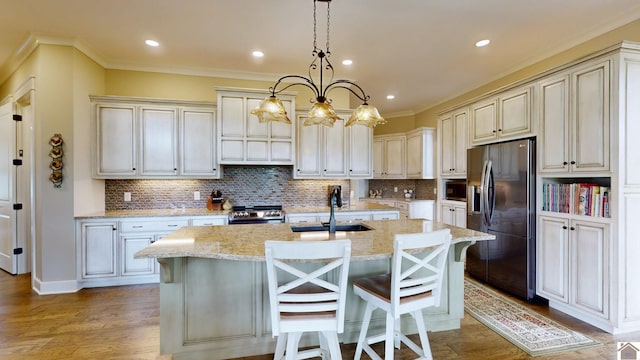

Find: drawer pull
167;224;179;227
132;225;143;228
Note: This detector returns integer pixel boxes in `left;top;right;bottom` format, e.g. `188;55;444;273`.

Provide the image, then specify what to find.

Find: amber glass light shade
303;101;342;127
345;104;387;128
250;96;292;124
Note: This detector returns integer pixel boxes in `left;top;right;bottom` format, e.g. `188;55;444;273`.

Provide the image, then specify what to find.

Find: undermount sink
290;223;374;233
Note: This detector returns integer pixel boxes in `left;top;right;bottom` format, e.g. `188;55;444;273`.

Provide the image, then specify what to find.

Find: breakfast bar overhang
135;219;494;360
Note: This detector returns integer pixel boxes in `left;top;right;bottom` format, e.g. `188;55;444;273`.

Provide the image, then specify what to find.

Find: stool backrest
391;229;451;313
265;239;352;336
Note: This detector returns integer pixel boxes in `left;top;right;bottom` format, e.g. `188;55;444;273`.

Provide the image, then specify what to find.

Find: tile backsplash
367;179;437;200
105;166;350;210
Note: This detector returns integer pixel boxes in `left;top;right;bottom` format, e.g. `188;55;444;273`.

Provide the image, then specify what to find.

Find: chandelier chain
312;0;318;55
326;1;330;55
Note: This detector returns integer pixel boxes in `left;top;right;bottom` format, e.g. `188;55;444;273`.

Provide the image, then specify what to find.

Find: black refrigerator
466;138;536;301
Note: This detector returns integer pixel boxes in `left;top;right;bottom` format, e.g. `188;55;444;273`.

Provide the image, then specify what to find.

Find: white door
0;101;17;274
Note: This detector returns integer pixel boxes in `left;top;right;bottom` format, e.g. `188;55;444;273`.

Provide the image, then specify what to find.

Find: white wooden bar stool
265;239;351;360
352;229;451;360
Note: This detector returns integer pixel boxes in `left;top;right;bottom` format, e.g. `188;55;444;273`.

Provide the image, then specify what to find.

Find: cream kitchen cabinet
439;201;466;228
439;109;467;177
406;127;435;179
295;114;348;178
216;87;295;165
470;86;533;145
366;199;434;220
373;134;406;179
538;60;610;174
139;106;179;176
78;221;118;280
348;122;374;178
91;96;220;179
180;108;220;178
537;215;609;320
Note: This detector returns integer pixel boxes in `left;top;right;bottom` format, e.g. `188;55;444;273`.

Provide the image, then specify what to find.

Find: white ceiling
2;0;640;116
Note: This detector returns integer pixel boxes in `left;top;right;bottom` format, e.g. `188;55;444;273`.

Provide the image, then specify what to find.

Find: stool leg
274;335;285;360
285;332;301;360
323;331;342;360
384;312;394;360
394;317;401;349
354;303;374;360
413;310;432;360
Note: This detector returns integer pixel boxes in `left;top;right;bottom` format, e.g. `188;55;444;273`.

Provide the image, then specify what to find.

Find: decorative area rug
464;278;601;356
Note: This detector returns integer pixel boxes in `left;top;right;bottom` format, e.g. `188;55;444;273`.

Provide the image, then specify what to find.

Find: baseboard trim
32;276;79;295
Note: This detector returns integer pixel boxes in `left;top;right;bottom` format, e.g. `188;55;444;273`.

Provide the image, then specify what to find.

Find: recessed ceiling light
342;59;353;66
475;39;490;47
145;39;159;47
386;95;395;100
252;50;264;58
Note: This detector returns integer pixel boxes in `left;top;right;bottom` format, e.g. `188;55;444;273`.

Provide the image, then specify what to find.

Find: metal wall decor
49;133;63;188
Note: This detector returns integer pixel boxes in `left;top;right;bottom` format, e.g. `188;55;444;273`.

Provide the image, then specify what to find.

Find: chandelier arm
270;75;320;97
323;80;371;103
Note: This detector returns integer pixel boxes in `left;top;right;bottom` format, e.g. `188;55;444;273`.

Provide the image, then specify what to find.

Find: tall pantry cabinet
536;42;640;334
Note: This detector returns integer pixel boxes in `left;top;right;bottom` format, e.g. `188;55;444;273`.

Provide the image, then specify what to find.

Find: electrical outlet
194;191;201;201
394;187;398;192
433;188;437;195
124;192;131;202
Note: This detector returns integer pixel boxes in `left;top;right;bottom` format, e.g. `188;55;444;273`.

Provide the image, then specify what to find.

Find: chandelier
251;0;386;128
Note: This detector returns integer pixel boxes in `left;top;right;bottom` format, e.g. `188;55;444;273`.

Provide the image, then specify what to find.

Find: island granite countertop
135;219;494;262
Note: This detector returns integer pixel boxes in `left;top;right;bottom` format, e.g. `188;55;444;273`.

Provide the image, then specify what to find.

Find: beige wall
373;114;416;135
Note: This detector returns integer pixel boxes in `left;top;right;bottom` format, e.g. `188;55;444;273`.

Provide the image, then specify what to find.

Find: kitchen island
135;219;494;360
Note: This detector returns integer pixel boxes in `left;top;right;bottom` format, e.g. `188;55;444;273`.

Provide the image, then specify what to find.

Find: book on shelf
542;182;610;218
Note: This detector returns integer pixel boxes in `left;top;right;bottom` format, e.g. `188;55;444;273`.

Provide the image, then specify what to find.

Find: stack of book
542;183;610;218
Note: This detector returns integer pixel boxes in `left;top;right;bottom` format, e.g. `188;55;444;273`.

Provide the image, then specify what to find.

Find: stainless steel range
228;205;286;225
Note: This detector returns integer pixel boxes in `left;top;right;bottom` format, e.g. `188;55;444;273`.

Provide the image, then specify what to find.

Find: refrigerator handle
482;160;493;226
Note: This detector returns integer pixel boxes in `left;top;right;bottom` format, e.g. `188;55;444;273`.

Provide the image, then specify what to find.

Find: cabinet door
81;222;117;278
471;99;497;144
453;110;468;176
323;117;348;177
121;235;155;276
537;216;569;302
571;61;610;172
539;75;571;173
440;115;454;176
269;98;294;163
139;107;178;176
384;137;406;178
571;220;608;317
348;124;373;178
372;139;384;178
440;204;454;226
295;116;322;178
454;204;467;227
180;108;219;178
96;104;137;176
499;87;532;138
219;96;245;162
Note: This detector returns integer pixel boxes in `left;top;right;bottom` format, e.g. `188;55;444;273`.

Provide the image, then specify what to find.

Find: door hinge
13;248;23;255
13;159;22;166
13;114;22;121
13;204;23;210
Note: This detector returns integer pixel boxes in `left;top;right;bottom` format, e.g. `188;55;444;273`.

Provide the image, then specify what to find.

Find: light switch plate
194;191;200;200
124;192;131;202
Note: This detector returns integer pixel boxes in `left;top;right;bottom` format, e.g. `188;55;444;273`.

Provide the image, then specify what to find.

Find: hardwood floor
1;271;638;359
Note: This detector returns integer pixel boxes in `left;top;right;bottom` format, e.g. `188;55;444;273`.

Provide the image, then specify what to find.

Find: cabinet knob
563;161;568;165
570;227;575;231
173;168;177;171
132;168;136;171
492;130;497;133
213;168;217;171
570;161;576;165
562;226;568;229
349;169;353;172
112;227;116;231
498;128;502;132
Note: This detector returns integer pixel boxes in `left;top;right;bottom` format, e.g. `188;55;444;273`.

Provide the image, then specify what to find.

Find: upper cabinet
538;60;610;174
92;96;220;179
439;109;467;177
406;127;435;179
216;87;295;165
295;111;372;179
373;134;406;179
470;86;533;145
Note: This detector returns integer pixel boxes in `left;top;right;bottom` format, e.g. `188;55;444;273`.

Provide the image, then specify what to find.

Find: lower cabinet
286;210;400;224
537;215;609;320
440;201;466;227
366;199;435;220
77;215;227;288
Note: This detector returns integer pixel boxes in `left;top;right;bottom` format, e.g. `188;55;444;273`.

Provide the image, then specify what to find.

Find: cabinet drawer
395;202;409;211
191;217;227;226
287;215;319;224
334;213;372;222
372;212;400;220
120;219;189;233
